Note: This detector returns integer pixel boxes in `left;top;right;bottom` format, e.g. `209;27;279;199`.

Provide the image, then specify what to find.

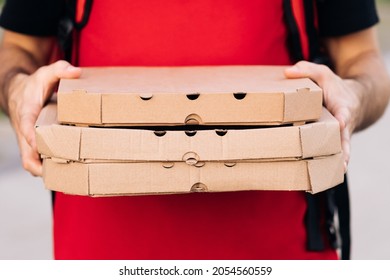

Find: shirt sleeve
316;0;379;37
0;0;65;36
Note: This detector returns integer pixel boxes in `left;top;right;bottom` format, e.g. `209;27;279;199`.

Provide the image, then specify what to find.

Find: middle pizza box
36;103;344;195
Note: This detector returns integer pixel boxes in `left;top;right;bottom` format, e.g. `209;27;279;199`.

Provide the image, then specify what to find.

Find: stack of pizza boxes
35;66;344;196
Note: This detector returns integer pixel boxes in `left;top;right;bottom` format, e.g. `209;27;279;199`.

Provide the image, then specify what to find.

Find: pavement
1;3;390;260
0;122;52;259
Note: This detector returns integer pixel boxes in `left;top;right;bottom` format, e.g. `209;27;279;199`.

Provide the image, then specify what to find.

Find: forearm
336;51;390;132
0;45;39;115
325;28;390;132
0;31;55;115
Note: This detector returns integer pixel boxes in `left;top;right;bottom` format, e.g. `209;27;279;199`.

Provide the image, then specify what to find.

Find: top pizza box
57;65;323;126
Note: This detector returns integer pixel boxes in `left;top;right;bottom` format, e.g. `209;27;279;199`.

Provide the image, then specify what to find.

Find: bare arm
0;31;53;113
0;30;81;176
285;26;390;170
323;27;390;131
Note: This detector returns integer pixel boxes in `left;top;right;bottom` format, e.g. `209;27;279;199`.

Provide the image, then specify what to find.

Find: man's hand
7;61;81;176
285;61;363;171
285;27;390;172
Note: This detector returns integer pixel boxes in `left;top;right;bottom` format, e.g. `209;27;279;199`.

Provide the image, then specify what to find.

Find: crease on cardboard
306;153;344;194
299;110;341;158
78;128;83;161
36;123;82;161
282;92;286;123
298;126;305;160
87;164;91;196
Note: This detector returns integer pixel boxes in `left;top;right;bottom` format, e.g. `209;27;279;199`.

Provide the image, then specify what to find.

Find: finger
340;126;351;173
284;61;334;88
18;134;43;176
38;60;82;101
332;108;351;173
19;111;38;151
44;60;82;82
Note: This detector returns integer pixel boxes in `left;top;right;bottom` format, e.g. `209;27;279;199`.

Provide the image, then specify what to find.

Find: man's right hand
7;60;81;176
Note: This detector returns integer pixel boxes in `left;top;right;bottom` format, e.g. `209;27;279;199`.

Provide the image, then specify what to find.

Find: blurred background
0;0;390;260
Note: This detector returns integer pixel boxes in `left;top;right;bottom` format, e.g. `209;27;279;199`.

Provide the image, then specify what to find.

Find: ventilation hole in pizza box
162;162;175;169
186;158;198;165
186;93;200;100
182;152;200;165
215;129;228;136
139;93;153;100
194;161;205;168
185;130;197;137
154;131;167;137
190;183;208;192
224;162;236;167
184;114;202;125
233;92;247;100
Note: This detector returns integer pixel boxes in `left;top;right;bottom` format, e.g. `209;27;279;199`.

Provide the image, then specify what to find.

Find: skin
0;27;389;176
285;27;390;171
0;31;81;176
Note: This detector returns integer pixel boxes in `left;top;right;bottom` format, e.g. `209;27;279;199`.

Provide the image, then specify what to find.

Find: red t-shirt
54;0;338;260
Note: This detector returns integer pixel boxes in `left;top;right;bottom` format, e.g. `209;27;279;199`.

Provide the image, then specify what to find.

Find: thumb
37;60;82;102
47;60;82;82
284;61;332;88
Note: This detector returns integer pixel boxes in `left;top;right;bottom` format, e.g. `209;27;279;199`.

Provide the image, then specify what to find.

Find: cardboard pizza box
42;153;344;196
57;66;323;126
36;103;341;162
37;103;344;196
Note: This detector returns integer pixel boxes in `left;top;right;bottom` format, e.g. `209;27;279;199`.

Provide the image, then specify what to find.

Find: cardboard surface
36;103;341;162
57;66;323;126
42;153;344;196
37;103;344;196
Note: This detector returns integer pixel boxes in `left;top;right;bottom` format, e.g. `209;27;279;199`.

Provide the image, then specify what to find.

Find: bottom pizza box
42;153;344;196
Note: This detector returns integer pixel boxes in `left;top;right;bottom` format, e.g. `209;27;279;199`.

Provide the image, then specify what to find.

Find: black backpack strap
305;192;325;251
283;0;304;62
284;0;351;259
58;0;93;63
333;176;351;260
